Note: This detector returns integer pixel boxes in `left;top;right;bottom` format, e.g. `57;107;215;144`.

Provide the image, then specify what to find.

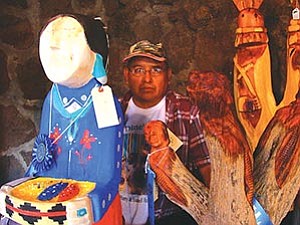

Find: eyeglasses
129;67;165;77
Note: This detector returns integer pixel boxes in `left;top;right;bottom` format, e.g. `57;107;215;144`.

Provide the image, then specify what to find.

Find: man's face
39;16;95;87
123;57;172;108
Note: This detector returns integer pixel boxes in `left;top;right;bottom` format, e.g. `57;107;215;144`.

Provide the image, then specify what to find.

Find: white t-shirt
120;97;166;225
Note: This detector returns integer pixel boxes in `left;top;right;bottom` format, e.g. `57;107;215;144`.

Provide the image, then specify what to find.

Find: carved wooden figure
279;0;300;108
186;71;256;224
147;70;300;225
0;14;124;225
233;0;277;151
144;120;210;224
145;71;256;224
253;89;300;224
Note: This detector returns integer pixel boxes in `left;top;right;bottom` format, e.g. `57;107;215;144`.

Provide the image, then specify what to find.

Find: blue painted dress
26;78;124;223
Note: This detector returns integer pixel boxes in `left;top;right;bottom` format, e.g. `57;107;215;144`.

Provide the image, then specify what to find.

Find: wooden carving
186;71;256;224
279;0;300;107
232;0;264;11
233;0;277;151
147;70;300;225
233;0;300;151
144;120;209;224
254;89;300;225
146;72;257;224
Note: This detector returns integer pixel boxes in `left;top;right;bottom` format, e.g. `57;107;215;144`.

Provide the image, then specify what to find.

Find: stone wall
0;0;292;185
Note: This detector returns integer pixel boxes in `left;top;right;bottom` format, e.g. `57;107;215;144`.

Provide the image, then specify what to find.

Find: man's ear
123;67;129;84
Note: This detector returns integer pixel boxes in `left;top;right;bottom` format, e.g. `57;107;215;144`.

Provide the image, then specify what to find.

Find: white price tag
91;85;120;129
167;128;183;152
293;8;300;20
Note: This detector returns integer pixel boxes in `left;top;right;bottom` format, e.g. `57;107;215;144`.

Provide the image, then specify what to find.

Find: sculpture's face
237;8;264;28
144;121;169;149
39;16;95;87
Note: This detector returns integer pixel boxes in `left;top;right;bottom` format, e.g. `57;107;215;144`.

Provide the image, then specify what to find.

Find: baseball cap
123;40;167;63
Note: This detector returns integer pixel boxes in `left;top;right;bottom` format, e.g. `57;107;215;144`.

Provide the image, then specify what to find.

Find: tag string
145;146;170;173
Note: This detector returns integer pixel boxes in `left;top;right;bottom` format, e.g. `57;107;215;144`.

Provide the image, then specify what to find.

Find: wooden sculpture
0;14;123;225
147;70;300;225
146;71;256;224
279;0;300;108
186;70;254;205
254;88;300;225
233;0;300;151
186;71;256;224
233;0;277;151
144;120;210;224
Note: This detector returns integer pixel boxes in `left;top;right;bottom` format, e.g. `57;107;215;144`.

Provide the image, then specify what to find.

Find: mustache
140;84;155;89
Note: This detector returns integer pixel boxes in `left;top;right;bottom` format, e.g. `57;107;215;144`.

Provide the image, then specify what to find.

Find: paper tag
293;8;300;20
167;128;183;151
91;85;120;129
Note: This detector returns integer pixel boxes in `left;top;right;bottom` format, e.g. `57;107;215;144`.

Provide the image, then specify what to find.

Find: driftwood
254;96;300;225
146;70;300;225
187;71;255;224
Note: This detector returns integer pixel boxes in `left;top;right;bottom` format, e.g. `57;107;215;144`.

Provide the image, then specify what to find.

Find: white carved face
39;16;95;87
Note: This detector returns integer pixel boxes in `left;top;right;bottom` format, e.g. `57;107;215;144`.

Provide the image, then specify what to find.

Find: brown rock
76;0;96;9
16;57;50;100
103;0;121;17
164;23;194;73
0;15;34;49
0;155;25;186
0;105;36;152
40;0;72;21
0;0;28;9
0;50;10;95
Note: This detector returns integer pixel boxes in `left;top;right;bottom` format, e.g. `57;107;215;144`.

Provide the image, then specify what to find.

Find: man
119;40;211;225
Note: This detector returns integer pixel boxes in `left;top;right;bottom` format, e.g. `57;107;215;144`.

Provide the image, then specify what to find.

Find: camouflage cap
123;40;167;63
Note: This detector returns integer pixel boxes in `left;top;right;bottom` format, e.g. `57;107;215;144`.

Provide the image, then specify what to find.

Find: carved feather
275;127;300;188
232;0;264;11
148;148;188;207
148;147;210;223
273;99;300;188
